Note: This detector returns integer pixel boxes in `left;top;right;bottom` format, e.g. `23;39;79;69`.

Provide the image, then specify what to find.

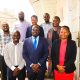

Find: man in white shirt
13;11;31;41
40;13;53;78
41;13;53;38
4;31;26;80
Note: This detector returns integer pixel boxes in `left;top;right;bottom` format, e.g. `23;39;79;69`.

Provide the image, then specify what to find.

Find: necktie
34;37;37;49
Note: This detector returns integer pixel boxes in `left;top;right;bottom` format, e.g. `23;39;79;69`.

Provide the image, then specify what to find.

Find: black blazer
26;25;44;38
51;39;77;73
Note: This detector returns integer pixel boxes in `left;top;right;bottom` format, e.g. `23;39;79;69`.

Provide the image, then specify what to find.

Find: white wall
30;0;80;78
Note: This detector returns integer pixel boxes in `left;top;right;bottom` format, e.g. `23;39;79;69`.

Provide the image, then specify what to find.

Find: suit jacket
26;25;44;38
51;39;77;73
23;36;48;72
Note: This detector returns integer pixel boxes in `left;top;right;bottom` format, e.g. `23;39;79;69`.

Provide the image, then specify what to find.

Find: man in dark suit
26;15;44;38
23;25;48;80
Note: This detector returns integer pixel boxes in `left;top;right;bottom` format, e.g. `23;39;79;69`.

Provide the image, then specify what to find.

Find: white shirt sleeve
11;66;16;71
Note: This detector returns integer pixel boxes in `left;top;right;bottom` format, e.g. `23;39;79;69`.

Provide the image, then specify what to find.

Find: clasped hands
13;67;20;77
32;64;40;73
57;65;65;73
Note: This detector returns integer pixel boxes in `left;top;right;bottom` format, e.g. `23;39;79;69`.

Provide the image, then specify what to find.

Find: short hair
44;13;50;17
2;22;9;27
31;15;38;20
1;22;10;32
53;16;60;22
12;30;20;37
18;11;24;15
32;25;40;30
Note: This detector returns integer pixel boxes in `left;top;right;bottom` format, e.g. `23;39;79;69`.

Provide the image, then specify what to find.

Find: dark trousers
27;69;46;80
7;66;26;80
0;55;7;80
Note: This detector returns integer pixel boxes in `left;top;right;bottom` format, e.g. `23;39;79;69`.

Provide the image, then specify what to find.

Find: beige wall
0;11;17;29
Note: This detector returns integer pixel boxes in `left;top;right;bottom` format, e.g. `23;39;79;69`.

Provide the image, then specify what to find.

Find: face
53;18;60;27
2;23;9;32
43;14;50;22
59;28;70;40
12;32;20;43
32;26;40;37
31;17;38;25
18;12;24;20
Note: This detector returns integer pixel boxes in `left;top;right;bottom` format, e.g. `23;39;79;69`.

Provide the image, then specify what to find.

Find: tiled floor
9;78;53;80
25;78;53;80
14;78;53;80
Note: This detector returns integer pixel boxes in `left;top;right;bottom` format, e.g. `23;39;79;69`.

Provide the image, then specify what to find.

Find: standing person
4;31;26;80
41;13;53;38
13;11;31;41
47;16;61;47
26;15;44;38
51;26;77;80
40;13;53;77
0;22;12;80
23;25;48;80
47;16;61;77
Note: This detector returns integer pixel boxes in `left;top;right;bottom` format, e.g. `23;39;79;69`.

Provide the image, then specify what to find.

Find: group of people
0;11;77;80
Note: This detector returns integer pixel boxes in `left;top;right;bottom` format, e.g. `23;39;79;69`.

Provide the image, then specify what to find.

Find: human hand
13;67;20;76
57;65;65;73
32;64;40;73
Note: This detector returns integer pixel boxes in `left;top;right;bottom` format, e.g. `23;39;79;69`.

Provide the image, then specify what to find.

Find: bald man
0;22;12;80
13;11;31;41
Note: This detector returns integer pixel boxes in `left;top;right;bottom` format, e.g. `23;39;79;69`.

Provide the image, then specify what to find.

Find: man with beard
0;22;12;80
41;13;53;38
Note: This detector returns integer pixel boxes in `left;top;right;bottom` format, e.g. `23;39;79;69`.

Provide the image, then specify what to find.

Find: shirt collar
32;36;39;39
44;22;52;24
11;41;22;46
1;32;11;37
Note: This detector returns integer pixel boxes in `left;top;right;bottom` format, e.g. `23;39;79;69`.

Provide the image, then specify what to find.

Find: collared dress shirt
30;36;41;67
32;36;39;48
3;42;25;71
13;20;31;41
